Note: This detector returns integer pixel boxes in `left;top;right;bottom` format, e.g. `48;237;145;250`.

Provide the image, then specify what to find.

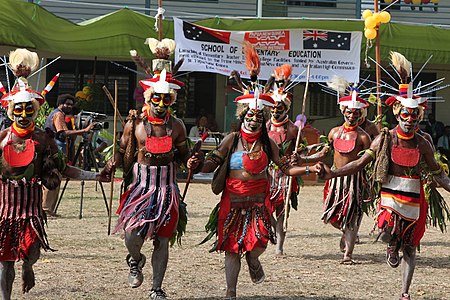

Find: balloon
384;0;393;3
372;12;381;24
364;16;377;29
362;9;373;19
412;0;421;4
379;11;391;23
431;0;439;3
365;28;377;40
404;0;412;3
422;0;430;3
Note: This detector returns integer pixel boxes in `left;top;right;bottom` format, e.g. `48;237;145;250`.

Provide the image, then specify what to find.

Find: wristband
79;170;98;180
305;165;310;176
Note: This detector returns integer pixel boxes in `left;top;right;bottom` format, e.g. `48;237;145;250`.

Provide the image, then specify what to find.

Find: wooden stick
107;80;119;235
102;85;125;127
374;0;382;130
283;64;311;232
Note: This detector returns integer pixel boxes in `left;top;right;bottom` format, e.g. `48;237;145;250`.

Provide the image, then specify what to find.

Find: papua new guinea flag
183;21;231;44
303;30;351;50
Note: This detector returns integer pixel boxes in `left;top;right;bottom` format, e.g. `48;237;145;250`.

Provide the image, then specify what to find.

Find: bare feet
340;258;356;265
22;265;35;293
340;234;346;253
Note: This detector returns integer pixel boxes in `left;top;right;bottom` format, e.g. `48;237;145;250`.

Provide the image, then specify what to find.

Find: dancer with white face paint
200;43;319;299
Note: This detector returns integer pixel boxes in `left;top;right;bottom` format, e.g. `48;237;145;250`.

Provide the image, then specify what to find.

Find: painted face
150;93;171;118
270;101;287;121
13;102;35;128
397;107;420;134
343;107;362;127
61;100;73;114
244;108;264;132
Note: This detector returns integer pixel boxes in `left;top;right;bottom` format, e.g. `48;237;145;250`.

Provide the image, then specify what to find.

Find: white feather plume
326;75;349;97
9;48;39;76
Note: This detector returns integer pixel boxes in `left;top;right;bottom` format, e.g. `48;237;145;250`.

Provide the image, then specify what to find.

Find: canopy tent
1;0;450;65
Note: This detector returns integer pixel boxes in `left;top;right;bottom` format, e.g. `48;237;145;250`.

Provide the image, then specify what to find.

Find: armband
430;166;442;175
79;170;98;180
305;165;310;176
206;150;225;165
118;148;126;154
176;140;187;147
278;156;290;173
365;149;376;160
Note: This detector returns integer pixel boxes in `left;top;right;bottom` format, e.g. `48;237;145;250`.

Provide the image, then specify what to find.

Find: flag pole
374;0;382;130
158;0;163;41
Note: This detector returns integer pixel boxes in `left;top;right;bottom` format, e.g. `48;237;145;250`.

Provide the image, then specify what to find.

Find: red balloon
422;0;430;3
404;0;412;3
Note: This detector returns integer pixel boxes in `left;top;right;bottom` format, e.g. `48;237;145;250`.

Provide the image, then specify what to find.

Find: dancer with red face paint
318;52;450;300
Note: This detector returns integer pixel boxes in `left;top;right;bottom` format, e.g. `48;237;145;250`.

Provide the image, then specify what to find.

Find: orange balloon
365;28;377;40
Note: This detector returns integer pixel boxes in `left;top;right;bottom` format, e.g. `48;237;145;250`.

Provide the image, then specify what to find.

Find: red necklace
240;127;261;143
271;116;289;127
343;123;357;132
147;112;170;125
396;127;415;140
12;122;35;138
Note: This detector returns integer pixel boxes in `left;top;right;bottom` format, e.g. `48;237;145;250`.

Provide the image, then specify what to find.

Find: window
287;0;336;8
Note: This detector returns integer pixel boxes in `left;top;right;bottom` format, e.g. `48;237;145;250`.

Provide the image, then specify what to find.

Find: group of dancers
1;39;449;300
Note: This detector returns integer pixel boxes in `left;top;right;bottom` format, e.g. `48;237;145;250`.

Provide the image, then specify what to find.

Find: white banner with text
174;17;362;83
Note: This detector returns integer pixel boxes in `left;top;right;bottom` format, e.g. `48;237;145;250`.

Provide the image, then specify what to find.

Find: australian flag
183;21;231;44
303;30;351;50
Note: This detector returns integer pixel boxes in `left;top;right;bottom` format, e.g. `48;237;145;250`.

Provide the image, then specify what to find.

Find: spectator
437;125;450;158
189;115;209;137
424;113;445;145
42;94;96;216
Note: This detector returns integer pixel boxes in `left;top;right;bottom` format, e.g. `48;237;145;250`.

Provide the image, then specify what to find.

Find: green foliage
35;101;54;128
199;202;220;252
170;201;188;247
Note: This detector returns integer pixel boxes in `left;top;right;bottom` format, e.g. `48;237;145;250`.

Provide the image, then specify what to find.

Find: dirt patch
10;181;450;299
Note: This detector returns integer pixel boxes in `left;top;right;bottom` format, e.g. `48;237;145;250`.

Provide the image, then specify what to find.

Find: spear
107;80;119;235
283;63;311;232
181;132;208;201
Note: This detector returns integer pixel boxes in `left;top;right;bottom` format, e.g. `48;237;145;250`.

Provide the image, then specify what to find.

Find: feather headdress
326;75;368;109
8;48;39;78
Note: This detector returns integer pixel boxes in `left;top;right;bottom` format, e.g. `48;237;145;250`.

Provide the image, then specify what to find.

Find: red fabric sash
3;139;35;167
145;135;173;154
391;145;420;167
226;177;268;196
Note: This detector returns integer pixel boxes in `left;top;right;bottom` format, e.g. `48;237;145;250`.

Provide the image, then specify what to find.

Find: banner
174;17;362;83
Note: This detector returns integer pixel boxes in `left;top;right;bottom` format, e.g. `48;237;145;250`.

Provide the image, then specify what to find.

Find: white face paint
396;107;420;134
342;107;362;127
244;108;264;132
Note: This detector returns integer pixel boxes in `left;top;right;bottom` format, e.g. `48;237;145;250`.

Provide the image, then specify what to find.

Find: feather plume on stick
9;48;39;78
326;75;350;98
390;51;411;84
243;41;260;82
130;50;152;76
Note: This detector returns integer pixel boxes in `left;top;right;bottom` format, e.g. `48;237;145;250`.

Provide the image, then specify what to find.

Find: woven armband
430;165;442;175
365;149;376;160
278;156;290;173
118;147;126;154
176;140;187;147
206;150;225;165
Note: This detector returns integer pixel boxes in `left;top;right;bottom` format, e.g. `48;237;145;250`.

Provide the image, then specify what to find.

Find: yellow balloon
372;12;381;24
412;0;421;4
362;9;373;20
379;11;391;23
384;0;393;3
365;28;377;40
431;0;439;3
364;16;377;29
